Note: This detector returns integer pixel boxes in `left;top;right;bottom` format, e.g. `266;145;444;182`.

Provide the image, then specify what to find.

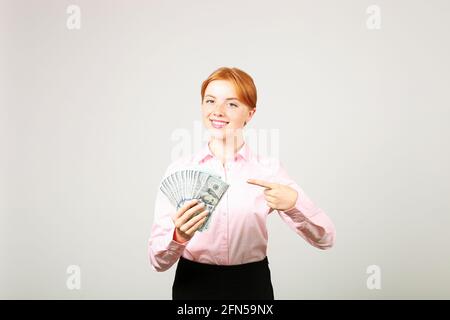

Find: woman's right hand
173;199;209;243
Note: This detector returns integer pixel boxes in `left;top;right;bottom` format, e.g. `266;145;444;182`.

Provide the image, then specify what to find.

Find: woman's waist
179;254;269;271
180;249;268;268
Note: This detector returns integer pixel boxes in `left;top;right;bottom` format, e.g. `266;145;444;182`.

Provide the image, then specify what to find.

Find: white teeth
211;120;228;128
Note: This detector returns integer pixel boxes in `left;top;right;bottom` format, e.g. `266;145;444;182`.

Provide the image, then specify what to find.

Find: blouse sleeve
273;161;336;250
147;166;189;272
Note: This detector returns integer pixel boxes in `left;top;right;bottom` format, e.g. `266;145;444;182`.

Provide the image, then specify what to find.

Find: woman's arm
274;162;336;249
147;188;188;272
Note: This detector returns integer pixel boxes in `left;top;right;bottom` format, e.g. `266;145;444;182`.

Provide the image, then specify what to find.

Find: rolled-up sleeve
274;161;336;250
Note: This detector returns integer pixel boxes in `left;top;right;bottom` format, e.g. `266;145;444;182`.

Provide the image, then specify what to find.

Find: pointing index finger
247;179;276;189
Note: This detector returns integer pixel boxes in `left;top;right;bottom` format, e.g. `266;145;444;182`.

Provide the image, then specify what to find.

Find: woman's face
201;80;255;140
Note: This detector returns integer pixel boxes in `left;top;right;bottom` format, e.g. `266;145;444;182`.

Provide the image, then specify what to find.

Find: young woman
148;67;336;300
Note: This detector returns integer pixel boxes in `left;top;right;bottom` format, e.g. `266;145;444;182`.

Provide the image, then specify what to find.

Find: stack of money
160;169;230;231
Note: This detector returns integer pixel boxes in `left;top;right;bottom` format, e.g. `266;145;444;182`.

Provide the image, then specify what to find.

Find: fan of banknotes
159;168;230;232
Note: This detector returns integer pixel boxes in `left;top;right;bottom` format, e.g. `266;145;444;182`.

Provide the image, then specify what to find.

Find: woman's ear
245;108;256;126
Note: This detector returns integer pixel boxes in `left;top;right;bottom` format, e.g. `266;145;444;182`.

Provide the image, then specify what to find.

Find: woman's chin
208;128;226;139
206;126;243;140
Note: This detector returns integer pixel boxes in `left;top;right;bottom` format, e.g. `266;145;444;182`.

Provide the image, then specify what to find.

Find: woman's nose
212;101;226;115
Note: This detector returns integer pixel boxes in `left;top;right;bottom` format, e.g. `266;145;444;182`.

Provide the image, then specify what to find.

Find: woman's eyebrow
205;94;238;101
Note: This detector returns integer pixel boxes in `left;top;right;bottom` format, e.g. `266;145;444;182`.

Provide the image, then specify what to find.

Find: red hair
201;67;257;109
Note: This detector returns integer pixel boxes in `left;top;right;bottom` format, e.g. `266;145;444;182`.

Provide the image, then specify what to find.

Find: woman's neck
208;135;245;165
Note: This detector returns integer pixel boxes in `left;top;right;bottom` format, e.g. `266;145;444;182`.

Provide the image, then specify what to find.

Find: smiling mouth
210;119;229;129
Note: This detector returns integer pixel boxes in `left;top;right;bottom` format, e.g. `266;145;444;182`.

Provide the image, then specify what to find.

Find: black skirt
172;256;274;300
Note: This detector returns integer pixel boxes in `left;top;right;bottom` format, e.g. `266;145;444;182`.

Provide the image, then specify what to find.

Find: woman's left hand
247;179;298;211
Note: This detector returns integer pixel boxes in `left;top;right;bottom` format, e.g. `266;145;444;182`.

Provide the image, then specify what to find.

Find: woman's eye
229;103;238;108
205;99;214;104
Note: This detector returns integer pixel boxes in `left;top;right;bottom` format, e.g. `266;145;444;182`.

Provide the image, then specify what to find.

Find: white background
1;0;449;299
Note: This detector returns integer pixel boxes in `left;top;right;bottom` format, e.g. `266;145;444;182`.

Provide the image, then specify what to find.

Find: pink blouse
148;142;335;272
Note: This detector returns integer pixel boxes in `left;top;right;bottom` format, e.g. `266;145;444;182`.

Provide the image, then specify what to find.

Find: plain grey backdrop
1;0;449;299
